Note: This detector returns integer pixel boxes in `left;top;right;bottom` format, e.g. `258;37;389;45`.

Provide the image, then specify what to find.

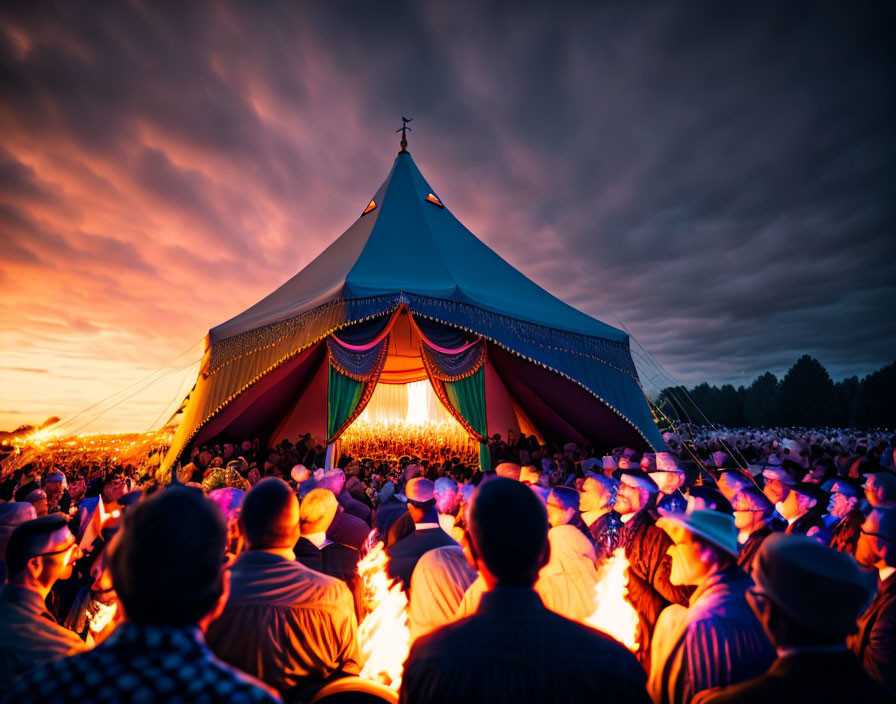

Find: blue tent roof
203;147;663;450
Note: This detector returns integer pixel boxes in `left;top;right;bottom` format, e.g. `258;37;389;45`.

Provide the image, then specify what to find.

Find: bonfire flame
356;541;410;690
585;547;640;652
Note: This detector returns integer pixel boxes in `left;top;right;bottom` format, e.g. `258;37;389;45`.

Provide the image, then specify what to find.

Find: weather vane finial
396;116;412;153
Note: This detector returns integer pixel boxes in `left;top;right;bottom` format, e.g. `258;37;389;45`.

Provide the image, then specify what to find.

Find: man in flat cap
649;453;688;514
649;511;773;704
850;508;896;692
779;483;827;540
731;486;776;573
616;470;692;668
386;478;459;590
694;534;886;703
863;471;896;509
826;479;865;557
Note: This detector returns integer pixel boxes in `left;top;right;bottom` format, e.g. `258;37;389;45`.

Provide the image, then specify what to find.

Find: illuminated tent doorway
161;137;663;475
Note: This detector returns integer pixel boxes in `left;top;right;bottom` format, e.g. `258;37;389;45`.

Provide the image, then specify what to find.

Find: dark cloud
0;0;894;428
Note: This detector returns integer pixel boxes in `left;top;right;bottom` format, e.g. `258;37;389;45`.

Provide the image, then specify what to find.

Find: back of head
753;533;875;645
241;477;300;549
433;477;459;514
470;477;548;586
110;487;225;626
4;514;70;579
300;488;338;535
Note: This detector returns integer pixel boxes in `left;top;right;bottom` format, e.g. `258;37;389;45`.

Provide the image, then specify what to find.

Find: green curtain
327;366;364;443
444;367;491;471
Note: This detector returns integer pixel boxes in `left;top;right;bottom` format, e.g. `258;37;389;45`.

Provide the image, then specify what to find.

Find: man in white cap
649;511;774;704
386;477;459;590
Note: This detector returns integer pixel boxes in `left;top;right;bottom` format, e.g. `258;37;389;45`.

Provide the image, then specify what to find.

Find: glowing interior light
362;199;377;215
405;380;430;424
425;193;444;208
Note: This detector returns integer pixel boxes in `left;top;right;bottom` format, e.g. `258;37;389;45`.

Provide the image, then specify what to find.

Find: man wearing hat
778;483;827;540
649;453;688;514
649;511;773;704
694;534;886;703
386;478;459;590
732;487;777;573
616;469;692;668
826;479;865;557
850;508;896;692
546;486;594;544
580;474;623;563
42;471;69;515
863;471;896;509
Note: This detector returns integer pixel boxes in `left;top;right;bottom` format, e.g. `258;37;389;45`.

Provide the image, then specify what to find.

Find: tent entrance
338;380;480;466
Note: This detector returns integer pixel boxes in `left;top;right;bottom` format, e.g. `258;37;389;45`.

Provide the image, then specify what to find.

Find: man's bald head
300;489;338;535
470;477;549;586
241;477;300;550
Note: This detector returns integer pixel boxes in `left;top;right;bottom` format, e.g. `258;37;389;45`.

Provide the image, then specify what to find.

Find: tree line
656;356;896;430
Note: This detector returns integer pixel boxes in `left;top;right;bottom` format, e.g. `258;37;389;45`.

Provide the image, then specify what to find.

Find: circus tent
161;137;663;474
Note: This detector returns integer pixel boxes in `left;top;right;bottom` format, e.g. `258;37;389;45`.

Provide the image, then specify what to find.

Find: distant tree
777;356;837;427
833;376;859;427
850;362;896;429
744;372;779;427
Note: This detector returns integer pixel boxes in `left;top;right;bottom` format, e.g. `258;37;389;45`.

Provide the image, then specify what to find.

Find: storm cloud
0;0;893;429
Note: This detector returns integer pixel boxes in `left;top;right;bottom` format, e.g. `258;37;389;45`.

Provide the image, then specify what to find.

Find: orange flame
356;541;410;690
585;547;640;652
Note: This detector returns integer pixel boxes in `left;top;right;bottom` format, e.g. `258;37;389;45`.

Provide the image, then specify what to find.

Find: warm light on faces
763;478;789;505
579;481;612;513
652;471;684;495
855;511;884;568
667;534;713;586
776;490;812;521
828;492;856;518
615;481;643;515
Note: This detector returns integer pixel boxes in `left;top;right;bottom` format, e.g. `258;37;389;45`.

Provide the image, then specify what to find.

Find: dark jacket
829;509;864;557
294;538;360;590
327;510;370;551
849;571;896;693
620;507;693;668
401;586;650;704
386;527;459;590
737;525;773;573
587;510;624;564
693;651;890;703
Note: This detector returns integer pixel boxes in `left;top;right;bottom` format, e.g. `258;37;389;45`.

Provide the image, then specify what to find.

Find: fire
356;541;410;690
585;547;640;652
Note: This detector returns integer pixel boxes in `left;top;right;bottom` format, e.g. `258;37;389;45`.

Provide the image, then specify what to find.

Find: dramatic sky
1;1;894;432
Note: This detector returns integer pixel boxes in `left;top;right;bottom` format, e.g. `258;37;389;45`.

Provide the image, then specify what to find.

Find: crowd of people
0;423;894;703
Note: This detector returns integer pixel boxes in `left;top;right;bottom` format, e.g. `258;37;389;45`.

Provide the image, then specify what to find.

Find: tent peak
396;116;413;153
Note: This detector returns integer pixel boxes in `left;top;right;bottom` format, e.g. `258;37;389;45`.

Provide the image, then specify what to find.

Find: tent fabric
162;147;663;474
327;367;364;443
443;369;490;471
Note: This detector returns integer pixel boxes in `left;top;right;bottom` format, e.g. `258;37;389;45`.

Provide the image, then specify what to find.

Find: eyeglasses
35;539;82;563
